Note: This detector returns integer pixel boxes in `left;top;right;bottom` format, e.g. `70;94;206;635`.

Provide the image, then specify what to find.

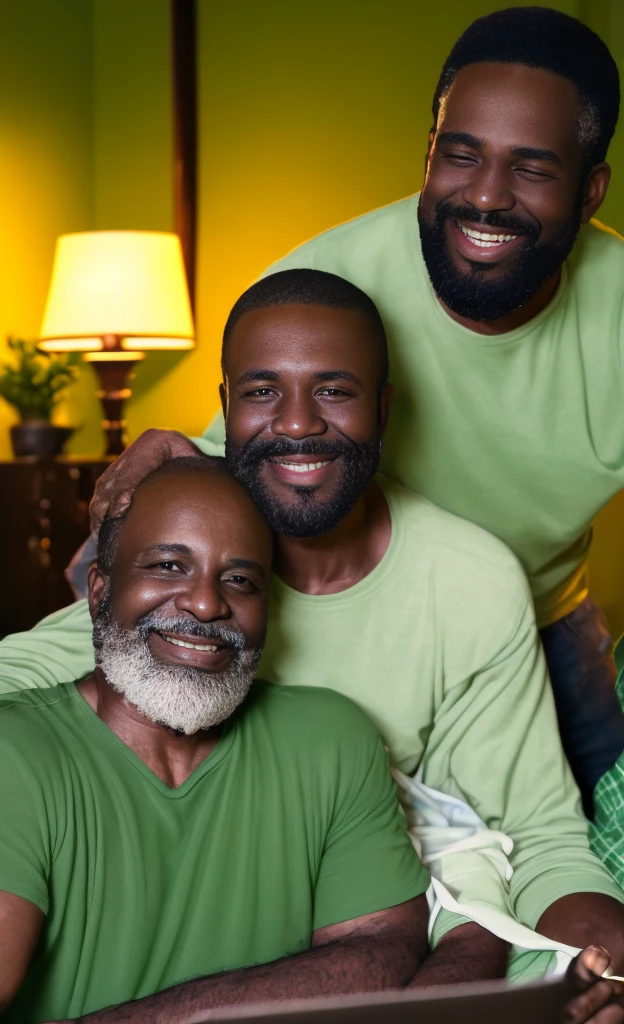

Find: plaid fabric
590;757;624;888
590;635;624;887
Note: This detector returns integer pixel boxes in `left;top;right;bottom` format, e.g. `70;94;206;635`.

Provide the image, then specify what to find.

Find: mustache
232;436;357;463
435;199;541;243
136;614;247;650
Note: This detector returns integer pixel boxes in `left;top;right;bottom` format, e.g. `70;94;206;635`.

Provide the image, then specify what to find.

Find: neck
439;268;561;335
78;670;222;788
274;480;391;595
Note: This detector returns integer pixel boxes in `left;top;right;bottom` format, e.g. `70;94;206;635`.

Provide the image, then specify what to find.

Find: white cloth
394;767;580;977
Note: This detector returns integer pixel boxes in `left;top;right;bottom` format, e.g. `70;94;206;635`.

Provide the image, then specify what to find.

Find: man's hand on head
89;429;202;532
564;946;624;1023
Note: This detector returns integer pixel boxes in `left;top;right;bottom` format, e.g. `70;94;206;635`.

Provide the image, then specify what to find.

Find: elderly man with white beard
0;455;430;1024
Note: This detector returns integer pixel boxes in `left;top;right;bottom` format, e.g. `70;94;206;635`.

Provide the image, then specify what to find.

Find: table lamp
39;231;195;455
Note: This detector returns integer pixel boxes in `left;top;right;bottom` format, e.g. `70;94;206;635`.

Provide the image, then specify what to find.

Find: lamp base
90;355;144;456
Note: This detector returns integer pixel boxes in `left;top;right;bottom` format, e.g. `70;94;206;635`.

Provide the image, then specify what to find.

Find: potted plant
0;337;80;458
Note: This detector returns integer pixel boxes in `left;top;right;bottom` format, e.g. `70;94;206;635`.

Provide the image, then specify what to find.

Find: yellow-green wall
0;0;93;454
3;0;624;632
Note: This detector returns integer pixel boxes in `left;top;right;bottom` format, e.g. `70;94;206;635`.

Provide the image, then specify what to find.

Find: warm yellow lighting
39;231;195;350
38;338;103;352
122;336;195;351
83;351;146;363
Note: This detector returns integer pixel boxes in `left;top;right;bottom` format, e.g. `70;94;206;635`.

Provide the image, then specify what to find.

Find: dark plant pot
10;420;74;459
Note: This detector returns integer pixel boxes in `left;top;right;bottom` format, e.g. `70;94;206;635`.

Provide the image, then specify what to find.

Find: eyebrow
227;558;266;577
234;369;280;386
142;543;192;556
510;145;563;167
437;131;482;149
313;370;362;385
234;369;362;387
437;131;562;167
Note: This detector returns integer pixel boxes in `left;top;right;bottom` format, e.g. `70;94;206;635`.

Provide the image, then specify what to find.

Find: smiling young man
4;271;624;1013
200;7;624;809
0;457;430;1023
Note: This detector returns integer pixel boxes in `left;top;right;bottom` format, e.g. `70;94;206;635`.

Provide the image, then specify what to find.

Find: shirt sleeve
312;706;430;931
421;571;623;928
0;599;95;695
0;724;51;913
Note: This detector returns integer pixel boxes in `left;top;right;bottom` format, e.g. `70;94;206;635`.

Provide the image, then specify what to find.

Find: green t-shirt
203;195;624;628
0;478;619;955
0;680;426;1023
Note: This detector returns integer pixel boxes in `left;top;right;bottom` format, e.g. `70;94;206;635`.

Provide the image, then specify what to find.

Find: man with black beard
203;7;624;811
0;456;431;1023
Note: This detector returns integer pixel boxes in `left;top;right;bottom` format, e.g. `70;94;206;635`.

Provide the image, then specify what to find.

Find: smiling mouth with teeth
271;459;333;474
457;222;518;248
159;634;220;652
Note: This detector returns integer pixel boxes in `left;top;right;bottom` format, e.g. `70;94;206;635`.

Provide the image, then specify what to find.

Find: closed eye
515;167;556;180
443;151;478;165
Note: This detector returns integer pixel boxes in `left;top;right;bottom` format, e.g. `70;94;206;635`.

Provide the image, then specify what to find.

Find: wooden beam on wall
171;0;197;311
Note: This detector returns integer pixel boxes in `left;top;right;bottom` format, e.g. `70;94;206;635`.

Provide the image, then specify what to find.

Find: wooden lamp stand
85;336;145;456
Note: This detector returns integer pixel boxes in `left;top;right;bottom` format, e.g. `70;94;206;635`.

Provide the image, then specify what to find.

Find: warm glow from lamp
39;231;195;455
39;231;194;347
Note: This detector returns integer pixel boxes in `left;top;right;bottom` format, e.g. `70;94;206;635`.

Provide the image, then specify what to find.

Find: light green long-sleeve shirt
208;195;624;628
0;477;619;945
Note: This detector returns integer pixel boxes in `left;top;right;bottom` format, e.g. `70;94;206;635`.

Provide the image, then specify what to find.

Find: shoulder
264;195;418;275
385;479;533;613
0;685;76;796
244;681;381;749
567;219;624;286
388;479;528;583
0;684;74;741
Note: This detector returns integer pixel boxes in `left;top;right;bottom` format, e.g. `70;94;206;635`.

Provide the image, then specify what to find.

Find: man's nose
174;576;230;622
462;161;515;213
271;393;327;440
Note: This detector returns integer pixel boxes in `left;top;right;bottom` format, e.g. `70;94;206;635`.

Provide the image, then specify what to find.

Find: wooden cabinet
0;458;110;635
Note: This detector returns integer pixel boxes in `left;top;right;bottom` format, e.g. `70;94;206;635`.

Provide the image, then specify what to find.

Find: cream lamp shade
39;231;195;352
39;231;195;456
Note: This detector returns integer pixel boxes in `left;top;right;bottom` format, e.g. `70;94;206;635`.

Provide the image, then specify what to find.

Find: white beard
92;611;261;735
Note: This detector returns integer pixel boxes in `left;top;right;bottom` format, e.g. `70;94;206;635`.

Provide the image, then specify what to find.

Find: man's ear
219;381;228;419
581;163;611;222
87;562;108;623
378;382;395;437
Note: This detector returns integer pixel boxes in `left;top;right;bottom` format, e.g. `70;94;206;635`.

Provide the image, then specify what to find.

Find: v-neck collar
69;682;238;797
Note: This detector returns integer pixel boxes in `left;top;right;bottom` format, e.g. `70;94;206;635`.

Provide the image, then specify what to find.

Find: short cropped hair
222;268;389;389
433;7;620;167
97;455;229;577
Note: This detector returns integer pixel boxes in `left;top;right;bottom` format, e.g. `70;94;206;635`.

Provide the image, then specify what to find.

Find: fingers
107;490;133;521
89;429;198;532
565;950;624;1024
563;980;622;1023
572;947;613;989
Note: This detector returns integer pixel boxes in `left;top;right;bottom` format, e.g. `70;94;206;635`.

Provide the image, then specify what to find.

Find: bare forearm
537;894;624;973
75;934;423;1024
408;923;509;989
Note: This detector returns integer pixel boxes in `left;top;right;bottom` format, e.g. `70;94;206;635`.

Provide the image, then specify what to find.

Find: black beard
417;196;582;322
225;435;381;538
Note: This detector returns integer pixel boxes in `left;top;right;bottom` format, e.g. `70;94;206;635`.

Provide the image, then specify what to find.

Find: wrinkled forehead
114;471;272;568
